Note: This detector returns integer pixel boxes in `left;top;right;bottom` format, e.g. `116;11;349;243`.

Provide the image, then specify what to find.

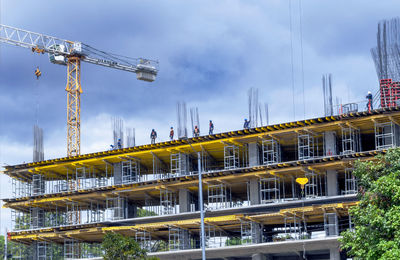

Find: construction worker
34;66;41;80
150;129;157;144
109;144;114;150
209;120;214;135
117;138;122;149
193;125;200;137
243;119;250;129
169;127;174;141
366;91;373;112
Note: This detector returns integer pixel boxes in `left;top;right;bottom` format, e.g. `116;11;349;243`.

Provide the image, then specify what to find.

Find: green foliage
0;235;4;259
340;148;400;259
137;208;157;218
102;232;158;260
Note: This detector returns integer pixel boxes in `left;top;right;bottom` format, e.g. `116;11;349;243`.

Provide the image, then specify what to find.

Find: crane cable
298;0;306;120
288;0;296;121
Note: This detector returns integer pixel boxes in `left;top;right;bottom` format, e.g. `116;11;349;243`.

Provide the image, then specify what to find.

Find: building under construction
4;79;400;259
4;17;400;260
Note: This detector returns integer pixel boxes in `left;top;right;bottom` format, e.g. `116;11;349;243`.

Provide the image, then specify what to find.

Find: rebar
371;17;400;81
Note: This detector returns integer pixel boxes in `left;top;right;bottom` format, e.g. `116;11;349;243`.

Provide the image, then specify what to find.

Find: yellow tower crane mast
0;24;158;157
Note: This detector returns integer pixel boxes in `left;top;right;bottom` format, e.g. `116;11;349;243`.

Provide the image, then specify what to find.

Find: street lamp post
185;138;206;260
197;151;206;260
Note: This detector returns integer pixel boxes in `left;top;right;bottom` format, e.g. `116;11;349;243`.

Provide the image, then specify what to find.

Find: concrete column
324;131;337;156
248;142;260;166
327;170;338;196
249;178;260;205
252;222;263;244
114;163;122;185
252;253;267;260
330;247;340;260
179;188;191;213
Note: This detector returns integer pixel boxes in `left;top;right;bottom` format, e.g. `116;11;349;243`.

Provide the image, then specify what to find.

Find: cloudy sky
0;0;399;232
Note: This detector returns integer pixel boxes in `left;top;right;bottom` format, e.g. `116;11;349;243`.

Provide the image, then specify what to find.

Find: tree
101;232;158;260
340;148;400;259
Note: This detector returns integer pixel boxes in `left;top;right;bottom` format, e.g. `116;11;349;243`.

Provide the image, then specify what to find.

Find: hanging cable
289;0;296;121
298;0;306;120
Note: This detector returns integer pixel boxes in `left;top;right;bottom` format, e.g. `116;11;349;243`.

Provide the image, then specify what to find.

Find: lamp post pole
185;138;206;260
197;151;206;260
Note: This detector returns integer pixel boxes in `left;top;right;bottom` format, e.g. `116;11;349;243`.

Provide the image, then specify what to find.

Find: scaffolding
304;171;321;199
324;213;339;236
341;126;361;154
105;196;126;220
12;178;31;198
11;243;30;260
170;152;189;176
168;227;190;251
64;239;80;259
136;230;152;251
32;174;45;196
36;241;50;260
344;168;357;195
160;189;177;215
150;152;167;181
205;224;224;248
208;184;231;210
284;216;304;240
30;207;44;229
87;201;105;223
224;144;239;169
298;133;317;160
66;201;80;225
262;137;281;165
12;210;30;231
122;159;140;184
76;167;91;190
260;176;281;203
240;220;259;244
375;121;400;150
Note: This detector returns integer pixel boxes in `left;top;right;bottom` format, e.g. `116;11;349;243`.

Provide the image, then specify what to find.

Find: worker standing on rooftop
366;91;373;112
194;126;200;137
209;120;214;135
150;129;157;144
169;127;174;141
117;138;122;149
244;119;250;129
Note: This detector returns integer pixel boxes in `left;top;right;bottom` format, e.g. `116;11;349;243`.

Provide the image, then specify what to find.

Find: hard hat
210;120;212;122
152;129;155;131
171;127;173;129
245;118;248;121
118;138;121;141
368;91;371;94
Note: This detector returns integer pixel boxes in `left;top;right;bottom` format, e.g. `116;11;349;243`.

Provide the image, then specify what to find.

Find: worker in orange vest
366;91;373;112
193;126;200;137
169;127;174;141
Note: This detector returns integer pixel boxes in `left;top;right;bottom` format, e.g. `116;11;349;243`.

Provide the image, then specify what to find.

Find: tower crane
0;24;158;157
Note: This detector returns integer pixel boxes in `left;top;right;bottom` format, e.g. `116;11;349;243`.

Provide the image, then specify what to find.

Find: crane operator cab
136;59;158;82
48;44;67;65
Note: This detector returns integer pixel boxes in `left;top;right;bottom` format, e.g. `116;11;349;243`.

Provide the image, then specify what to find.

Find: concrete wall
326;170;338;196
248;143;260;167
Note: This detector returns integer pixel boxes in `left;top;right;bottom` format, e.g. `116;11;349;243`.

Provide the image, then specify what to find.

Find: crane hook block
35;67;42;79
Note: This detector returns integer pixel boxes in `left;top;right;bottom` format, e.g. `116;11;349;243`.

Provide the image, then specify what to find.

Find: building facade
3;107;400;260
